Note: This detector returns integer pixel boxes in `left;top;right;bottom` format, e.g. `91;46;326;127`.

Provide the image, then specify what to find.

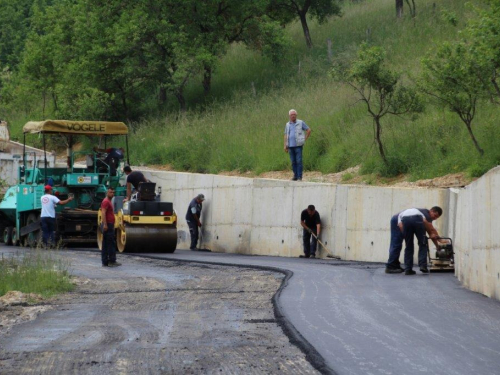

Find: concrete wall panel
142;168;500;300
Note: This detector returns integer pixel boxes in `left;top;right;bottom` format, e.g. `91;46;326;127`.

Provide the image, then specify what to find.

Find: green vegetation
1;0;500;181
0;251;74;298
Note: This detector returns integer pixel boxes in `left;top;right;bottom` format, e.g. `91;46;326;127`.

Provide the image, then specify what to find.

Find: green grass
0;251;74;298
5;0;499;180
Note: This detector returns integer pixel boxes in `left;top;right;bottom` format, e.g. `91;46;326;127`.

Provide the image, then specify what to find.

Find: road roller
0;119;177;252
97;183;178;253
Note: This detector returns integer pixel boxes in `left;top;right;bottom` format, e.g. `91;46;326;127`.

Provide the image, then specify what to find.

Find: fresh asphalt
127;249;500;375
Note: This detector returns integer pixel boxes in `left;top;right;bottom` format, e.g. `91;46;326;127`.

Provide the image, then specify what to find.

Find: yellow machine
97;182;178;253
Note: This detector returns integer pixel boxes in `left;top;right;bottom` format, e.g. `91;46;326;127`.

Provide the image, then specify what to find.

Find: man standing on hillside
284;109;311;181
186;194;205;250
385;206;443;275
300;205;321;259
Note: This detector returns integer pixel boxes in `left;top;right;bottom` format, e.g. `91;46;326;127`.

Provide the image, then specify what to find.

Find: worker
300;205;321;259
185;194;205;250
284;109;311;181
93;147;125;175
385;206;443;274
123;166;148;201
40;185;73;247
100;187;121;267
397;207;443;275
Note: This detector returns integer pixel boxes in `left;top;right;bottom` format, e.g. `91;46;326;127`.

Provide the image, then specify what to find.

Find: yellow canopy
23;120;128;135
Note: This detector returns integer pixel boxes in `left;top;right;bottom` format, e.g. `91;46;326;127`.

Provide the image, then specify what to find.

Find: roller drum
117;224;177;253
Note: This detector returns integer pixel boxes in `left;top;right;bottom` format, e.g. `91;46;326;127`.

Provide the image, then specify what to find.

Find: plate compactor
427;237;455;272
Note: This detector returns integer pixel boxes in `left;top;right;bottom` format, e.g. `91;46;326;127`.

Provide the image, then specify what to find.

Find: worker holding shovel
300;205;321;259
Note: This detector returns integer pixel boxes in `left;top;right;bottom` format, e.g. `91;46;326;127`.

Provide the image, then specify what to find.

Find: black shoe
310;254;316;259
299;255;310;258
109;262;122;267
405;270;416;275
420;267;429;273
102;264;109;267
385;267;404;274
189;247;196;250
291;177;298;181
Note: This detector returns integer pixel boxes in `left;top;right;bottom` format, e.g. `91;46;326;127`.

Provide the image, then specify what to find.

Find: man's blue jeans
386;215;404;269
187;221;199;250
288;146;303;179
303;229;318;256
41;217;56;246
102;223;117;265
402;216;428;271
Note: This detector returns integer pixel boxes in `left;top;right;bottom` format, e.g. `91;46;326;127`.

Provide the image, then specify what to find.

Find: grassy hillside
8;0;500;181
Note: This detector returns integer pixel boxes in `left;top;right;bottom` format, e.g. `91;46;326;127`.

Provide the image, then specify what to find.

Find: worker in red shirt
100;187;121;267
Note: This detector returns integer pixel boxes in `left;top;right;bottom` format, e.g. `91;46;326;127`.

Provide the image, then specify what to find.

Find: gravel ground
0;250;317;374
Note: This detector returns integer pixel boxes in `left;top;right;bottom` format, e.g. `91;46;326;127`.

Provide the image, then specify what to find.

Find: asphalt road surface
135;249;500;375
1;246;500;375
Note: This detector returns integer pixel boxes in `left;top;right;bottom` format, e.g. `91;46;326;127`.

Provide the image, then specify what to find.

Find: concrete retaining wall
143;170;452;263
453;166;500;300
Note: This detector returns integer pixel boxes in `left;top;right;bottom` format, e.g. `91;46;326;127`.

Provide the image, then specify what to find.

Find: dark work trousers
187;221;199;250
402;216;428;271
289;146;303;179
41;217;56;246
303;229;318;256
386;215;404;269
102;223;117;266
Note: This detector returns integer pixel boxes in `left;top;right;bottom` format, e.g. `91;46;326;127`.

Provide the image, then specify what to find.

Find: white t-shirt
41;194;60;218
398;208;425;225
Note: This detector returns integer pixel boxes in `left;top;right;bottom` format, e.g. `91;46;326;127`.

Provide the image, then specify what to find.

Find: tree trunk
159;87;167;105
405;0;416;17
299;12;313;49
202;64;212;94
396;0;404;18
52;92;58;111
464;120;484;156
374;118;388;164
175;91;186;113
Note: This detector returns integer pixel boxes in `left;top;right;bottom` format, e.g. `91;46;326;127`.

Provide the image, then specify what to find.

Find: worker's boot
385;267;403;274
405;270;416;275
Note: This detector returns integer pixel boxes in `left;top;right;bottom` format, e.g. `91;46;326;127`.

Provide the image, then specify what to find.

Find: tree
421;42;485;155
466;0;500;103
396;0;403;18
332;44;422;165
268;0;342;49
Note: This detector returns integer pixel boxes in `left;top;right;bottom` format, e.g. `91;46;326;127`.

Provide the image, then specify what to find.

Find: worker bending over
397;207;443;275
123;166;148;201
385;206;443;274
300;205;321;259
186;194;205;250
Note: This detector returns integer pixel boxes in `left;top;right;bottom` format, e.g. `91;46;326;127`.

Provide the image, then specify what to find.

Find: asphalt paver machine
0;120;177;252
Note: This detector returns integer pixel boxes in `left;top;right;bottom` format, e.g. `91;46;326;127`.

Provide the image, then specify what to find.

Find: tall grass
6;0;499;180
0;251;74;298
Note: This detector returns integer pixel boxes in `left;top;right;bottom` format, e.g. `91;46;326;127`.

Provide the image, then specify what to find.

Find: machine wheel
116;226;126;253
97;210;103;251
116;224;177;253
0;224;5;243
24;213;41;248
11;227;19;246
3;226;13;246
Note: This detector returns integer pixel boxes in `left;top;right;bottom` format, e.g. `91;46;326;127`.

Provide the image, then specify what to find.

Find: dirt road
0;250;317;374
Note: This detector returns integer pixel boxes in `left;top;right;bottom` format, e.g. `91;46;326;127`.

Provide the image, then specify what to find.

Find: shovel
195;225;211;252
309;230;341;260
